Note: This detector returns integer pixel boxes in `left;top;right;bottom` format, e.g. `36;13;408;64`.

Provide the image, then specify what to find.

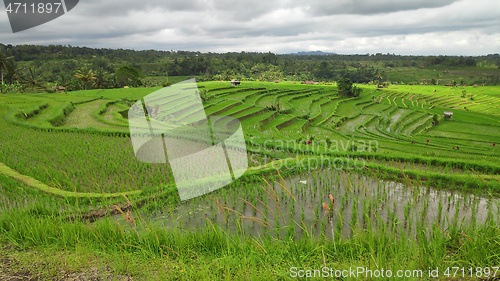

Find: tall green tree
116;66;143;87
57;72;71;89
3;59;22;85
25;66;44;93
93;68;107;89
107;73;119;88
0;52;14;86
337;77;362;97
337;78;351;95
74;66;96;90
435;73;441;85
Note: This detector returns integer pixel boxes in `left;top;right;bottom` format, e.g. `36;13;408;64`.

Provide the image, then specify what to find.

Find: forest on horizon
1;43;499;93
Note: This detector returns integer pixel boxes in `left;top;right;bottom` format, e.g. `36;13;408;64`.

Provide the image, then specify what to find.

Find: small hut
230;79;240;86
444;111;453;118
301;81;319;85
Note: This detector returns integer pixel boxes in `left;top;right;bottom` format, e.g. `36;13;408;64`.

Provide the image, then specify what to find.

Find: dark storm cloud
201;18;319;38
0;0;498;55
75;0;210;16
288;0;459;16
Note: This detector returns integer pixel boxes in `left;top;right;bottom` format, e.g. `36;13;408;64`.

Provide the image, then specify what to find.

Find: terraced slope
4;82;500;168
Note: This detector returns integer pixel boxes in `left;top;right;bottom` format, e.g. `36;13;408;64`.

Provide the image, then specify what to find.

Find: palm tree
107;73;119;88
25;66;44;93
375;71;384;87
74;66;96;90
435;73;441;85
0;52;14;86
92;68;107;89
11;61;21;80
3;59;22;85
57;72;72;92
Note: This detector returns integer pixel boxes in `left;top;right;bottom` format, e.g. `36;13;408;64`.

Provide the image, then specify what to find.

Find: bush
337;78;362;97
432;114;439;124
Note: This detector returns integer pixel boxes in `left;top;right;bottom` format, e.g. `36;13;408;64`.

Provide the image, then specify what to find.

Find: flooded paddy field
108;169;500;241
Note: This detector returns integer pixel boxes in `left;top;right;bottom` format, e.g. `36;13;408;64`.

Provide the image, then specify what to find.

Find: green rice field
1;81;499;280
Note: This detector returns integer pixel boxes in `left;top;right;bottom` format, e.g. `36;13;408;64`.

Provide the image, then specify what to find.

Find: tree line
0;50;144;93
1;44;499;93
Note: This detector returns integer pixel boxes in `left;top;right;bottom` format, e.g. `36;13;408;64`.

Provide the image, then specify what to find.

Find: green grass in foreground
1;161;500;280
1;201;499;280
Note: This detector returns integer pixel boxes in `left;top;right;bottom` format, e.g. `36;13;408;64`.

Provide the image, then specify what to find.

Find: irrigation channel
103;169;500;241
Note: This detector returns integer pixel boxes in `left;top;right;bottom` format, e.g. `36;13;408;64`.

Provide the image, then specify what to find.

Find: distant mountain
287;51;336;56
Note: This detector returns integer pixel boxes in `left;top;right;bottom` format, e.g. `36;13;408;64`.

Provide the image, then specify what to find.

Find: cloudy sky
1;0;499;55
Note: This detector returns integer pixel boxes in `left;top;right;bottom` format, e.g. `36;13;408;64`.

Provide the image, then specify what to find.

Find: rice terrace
1;51;500;280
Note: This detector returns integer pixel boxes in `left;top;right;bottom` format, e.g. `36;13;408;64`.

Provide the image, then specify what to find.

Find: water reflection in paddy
110;168;500;240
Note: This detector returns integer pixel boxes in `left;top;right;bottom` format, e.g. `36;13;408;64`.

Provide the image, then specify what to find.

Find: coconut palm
375;71;384;87
435;73;441;85
5;59;22;84
57;72;71;89
25;66;44;93
0;52;14;86
74;66;96;90
107;73;119;88
92;68;107;89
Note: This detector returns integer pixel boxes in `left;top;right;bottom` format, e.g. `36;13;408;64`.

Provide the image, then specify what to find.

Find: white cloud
0;0;498;55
